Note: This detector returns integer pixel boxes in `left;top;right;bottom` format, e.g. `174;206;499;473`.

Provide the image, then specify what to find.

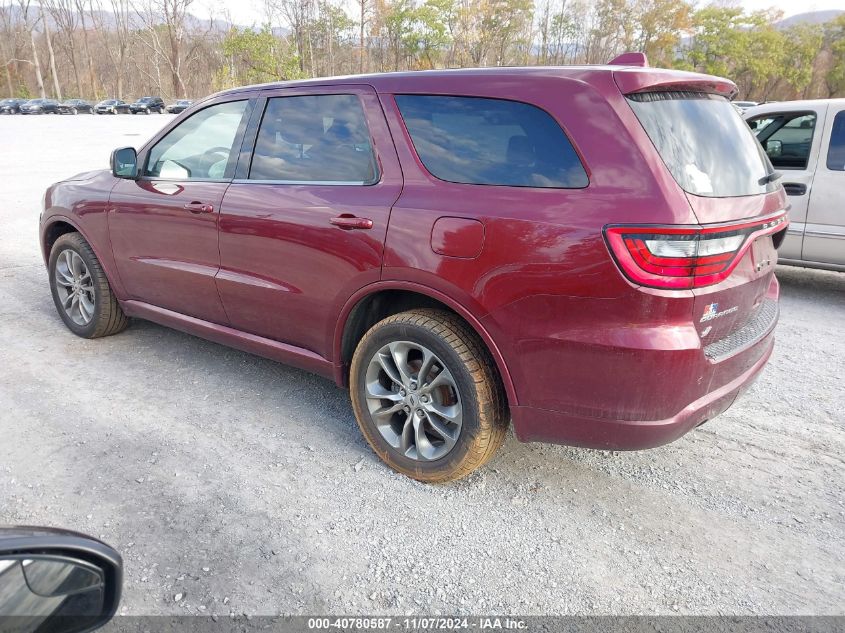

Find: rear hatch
610;71;788;352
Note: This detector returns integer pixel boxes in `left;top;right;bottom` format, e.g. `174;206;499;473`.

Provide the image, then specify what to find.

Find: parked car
58;98;94;114
165;99;193;114
95;99;130;114
40;58;787;482
0;98;27;114
129;96;165;114
20;98;59;114
0;526;122;632
745;99;844;272
732;100;758;111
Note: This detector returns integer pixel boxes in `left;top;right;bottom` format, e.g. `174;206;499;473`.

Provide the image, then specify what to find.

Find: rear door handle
183;201;214;214
782;183;807;196
330;215;373;230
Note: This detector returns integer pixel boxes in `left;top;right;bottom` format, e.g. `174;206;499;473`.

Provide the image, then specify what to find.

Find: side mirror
111;147;138;179
0;527;122;633
765;139;783;158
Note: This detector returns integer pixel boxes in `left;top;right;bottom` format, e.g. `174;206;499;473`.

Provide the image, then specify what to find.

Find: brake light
604;212;787;289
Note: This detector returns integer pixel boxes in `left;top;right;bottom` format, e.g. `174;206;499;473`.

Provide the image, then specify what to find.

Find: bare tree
74;0;99;97
38;1;63;98
45;0;83;96
136;0;196;98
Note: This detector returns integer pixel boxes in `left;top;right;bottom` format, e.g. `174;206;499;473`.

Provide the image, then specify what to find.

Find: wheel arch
334;282;518;408
41;216;124;298
41;217;83;264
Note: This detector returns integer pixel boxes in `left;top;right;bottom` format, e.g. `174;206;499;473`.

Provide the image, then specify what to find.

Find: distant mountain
777;10;844;28
0;3;288;35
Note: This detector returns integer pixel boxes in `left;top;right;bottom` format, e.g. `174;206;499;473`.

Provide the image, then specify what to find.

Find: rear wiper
759;171;782;185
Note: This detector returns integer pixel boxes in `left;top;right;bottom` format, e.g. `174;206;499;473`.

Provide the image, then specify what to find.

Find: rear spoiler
608;53;738;100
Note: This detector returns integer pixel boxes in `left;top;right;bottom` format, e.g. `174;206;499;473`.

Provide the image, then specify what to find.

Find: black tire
350;309;508;483
48;233;129;339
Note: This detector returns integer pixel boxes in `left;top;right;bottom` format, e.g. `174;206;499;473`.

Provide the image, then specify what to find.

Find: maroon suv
40;61;787;482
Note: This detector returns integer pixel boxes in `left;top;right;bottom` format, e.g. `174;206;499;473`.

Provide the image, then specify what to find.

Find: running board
121;300;335;380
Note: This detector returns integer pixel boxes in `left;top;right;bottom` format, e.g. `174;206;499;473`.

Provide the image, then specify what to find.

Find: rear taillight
604;212;787;289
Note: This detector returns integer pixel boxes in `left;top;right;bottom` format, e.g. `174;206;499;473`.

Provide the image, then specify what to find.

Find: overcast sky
194;0;844;27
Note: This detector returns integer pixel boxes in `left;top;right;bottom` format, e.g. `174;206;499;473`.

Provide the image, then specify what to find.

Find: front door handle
330;215;373;230
183;201;214;214
782;183;807;196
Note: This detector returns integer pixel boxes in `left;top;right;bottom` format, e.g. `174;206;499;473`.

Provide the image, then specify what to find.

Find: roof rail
608;52;648;67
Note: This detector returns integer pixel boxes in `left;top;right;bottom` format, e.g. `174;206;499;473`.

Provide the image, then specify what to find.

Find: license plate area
751;235;775;273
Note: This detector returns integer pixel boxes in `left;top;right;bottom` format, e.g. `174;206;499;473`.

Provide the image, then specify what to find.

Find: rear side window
748;112;817;170
827;110;845;171
395;95;588;188
250;94;377;184
628;92;776;197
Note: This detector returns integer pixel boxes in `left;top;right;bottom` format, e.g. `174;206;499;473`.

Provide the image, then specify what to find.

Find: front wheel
350;309;508;483
48;233;129;338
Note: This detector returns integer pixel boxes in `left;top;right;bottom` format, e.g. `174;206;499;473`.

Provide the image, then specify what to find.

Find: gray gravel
0;115;843;617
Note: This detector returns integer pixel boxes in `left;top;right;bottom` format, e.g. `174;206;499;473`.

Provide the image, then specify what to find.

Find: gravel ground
0;114;843;617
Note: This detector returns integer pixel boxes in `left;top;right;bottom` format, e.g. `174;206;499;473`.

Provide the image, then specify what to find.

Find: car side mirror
765;139;782;158
111;147;138;179
0;527;122;633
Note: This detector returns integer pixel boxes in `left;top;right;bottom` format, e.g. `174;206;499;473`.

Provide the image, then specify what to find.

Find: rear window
395;95;588;188
628;91;777;198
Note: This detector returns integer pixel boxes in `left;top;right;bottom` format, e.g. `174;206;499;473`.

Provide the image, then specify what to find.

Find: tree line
1;0;844;103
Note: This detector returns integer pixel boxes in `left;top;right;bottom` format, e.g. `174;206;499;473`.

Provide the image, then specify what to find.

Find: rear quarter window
394;95;588;189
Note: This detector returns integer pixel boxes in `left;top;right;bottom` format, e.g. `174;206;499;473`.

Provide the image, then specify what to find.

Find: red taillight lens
604;212;787;289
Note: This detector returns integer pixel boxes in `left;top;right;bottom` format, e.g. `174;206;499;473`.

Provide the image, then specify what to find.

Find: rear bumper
512;333;773;450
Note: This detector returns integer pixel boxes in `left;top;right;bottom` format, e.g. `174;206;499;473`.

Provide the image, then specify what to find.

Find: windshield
628;91;777;198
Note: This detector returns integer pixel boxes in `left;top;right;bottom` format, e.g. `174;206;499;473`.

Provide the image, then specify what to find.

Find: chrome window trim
232;178;375;186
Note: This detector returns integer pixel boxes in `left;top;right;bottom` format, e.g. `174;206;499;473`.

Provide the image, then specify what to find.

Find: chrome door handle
330;215;373;230
183;202;214;214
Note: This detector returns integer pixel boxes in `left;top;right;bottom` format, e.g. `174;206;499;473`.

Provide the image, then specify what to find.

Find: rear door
746;107;825;261
215;85;403;360
804;105;845;266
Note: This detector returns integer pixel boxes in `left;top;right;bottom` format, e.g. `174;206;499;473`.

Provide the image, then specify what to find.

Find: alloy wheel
364;341;463;461
54;249;95;326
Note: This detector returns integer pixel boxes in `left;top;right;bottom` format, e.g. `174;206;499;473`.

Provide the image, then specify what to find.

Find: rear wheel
48;233;129;339
350;309;508;483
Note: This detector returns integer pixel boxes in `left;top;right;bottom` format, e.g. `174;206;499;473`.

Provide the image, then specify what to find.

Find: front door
748;109;823;260
108;98;252;323
216;86;403;360
804;106;845;266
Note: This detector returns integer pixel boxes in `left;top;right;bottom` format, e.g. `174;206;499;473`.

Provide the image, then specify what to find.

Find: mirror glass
0;555;106;632
112;147;137;178
23;558;103;597
765;139;783;158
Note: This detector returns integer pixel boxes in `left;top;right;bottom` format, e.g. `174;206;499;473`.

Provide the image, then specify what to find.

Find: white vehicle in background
732;100;758;112
745;99;845;272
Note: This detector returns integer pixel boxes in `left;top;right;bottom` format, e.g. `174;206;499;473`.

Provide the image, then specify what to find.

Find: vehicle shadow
775;264;845;305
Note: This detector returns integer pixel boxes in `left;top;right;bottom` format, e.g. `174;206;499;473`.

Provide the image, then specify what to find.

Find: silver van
745;99;845;272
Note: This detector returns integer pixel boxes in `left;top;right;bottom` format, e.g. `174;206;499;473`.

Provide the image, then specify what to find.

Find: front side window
145;100;248;180
826;110;845;171
395;95;588;188
249;94;377;183
748;112;817;170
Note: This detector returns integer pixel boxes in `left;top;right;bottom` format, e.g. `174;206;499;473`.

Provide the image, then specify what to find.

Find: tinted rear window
628;92;776;198
395;95;588;188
